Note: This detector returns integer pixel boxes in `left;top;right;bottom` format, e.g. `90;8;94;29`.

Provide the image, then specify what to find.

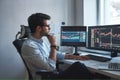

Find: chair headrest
19;25;31;39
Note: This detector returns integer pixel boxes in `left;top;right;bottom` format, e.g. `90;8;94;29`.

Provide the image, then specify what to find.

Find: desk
62;59;120;79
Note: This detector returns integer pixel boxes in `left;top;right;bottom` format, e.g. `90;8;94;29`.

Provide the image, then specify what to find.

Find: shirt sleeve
57;51;66;60
21;40;56;71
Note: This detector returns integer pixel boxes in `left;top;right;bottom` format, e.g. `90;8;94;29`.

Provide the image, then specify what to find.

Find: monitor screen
88;25;120;56
61;26;86;47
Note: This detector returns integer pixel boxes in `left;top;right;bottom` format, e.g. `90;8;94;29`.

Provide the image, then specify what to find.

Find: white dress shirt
21;35;65;73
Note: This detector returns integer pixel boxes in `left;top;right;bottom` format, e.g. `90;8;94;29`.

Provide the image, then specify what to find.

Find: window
98;0;120;24
110;0;120;24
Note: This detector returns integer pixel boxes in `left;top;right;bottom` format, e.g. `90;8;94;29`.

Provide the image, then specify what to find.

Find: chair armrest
36;70;54;75
35;61;64;79
36;70;59;77
56;60;64;71
57;61;64;64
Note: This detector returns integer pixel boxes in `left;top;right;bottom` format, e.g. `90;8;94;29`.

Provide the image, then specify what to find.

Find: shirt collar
29;35;43;44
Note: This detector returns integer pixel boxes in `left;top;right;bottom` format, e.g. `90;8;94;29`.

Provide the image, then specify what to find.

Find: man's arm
47;34;57;62
46;34;89;61
21;41;56;71
64;54;89;60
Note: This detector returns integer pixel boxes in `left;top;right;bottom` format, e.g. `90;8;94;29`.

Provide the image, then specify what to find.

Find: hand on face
46;34;56;46
40;20;56;45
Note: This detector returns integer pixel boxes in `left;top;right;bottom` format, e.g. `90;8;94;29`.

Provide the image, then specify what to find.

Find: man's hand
65;54;90;60
47;34;56;46
47;34;57;62
75;55;90;60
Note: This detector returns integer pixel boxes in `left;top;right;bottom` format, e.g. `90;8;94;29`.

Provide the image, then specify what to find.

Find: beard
40;31;49;36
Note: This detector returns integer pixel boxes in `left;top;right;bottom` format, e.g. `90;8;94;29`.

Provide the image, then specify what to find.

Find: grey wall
0;0;75;79
75;0;84;26
75;0;97;26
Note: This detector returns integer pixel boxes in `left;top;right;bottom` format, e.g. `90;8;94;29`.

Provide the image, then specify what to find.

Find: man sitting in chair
21;13;94;79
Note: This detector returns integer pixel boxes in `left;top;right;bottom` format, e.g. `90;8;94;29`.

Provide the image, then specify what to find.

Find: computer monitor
88;25;120;57
61;26;86;55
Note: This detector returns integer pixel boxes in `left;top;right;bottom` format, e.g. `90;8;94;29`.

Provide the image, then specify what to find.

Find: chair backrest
13;25;30;56
13;25;33;80
13;25;30;54
13;39;25;54
13;25;60;80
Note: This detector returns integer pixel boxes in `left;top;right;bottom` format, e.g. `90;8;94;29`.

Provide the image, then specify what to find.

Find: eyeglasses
42;24;50;30
42;25;50;27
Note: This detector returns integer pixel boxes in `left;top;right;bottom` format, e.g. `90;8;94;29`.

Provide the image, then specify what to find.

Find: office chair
13;25;60;80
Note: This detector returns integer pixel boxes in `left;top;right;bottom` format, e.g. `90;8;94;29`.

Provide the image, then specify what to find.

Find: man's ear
36;26;41;32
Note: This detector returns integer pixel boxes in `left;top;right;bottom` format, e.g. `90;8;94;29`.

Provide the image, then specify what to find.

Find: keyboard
98;63;120;71
108;63;120;71
86;54;111;62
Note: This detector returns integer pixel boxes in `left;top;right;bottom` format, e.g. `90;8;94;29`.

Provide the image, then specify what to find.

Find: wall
84;0;97;26
75;0;97;26
0;0;75;79
75;0;84;26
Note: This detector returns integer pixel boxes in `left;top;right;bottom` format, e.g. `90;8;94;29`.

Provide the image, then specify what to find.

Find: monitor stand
73;46;79;56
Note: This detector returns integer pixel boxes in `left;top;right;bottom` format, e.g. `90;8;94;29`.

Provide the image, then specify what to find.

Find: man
21;13;94;79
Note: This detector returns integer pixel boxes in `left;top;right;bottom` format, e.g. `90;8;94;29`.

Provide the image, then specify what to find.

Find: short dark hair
28;13;51;33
